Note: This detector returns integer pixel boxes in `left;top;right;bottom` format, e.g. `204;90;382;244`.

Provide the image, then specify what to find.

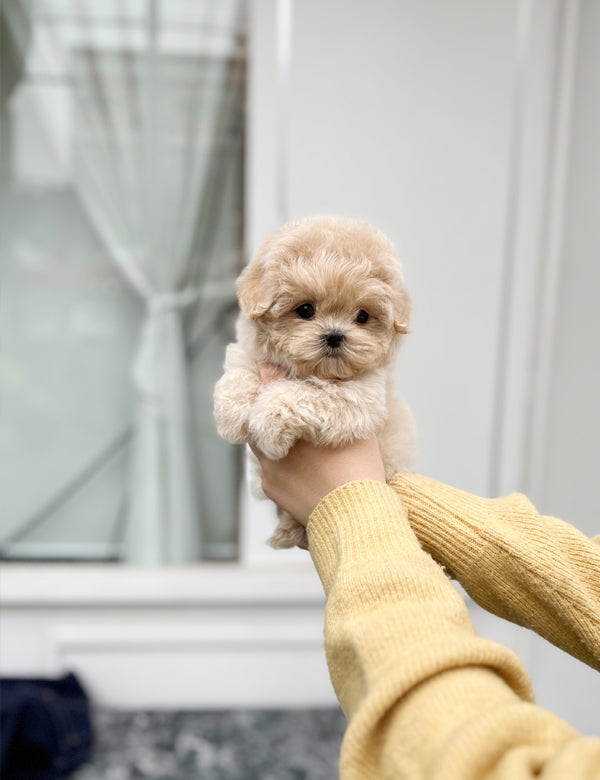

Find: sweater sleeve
307;480;600;780
390;473;600;671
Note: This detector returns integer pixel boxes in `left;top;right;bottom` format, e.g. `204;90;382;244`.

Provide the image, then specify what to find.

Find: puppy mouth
322;344;346;358
316;341;354;379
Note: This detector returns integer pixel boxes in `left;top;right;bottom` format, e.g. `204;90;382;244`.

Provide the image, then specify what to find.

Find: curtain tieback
133;287;201;397
147;287;202;314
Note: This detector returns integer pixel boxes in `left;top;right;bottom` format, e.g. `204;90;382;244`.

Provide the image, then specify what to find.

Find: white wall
540;0;600;538
522;0;600;731
251;0;518;495
244;0;522;566
247;0;600;732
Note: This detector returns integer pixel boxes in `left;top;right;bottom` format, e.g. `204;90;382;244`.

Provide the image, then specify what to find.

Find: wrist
307;480;417;593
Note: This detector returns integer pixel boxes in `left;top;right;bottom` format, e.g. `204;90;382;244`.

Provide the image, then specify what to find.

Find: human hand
250;363;386;526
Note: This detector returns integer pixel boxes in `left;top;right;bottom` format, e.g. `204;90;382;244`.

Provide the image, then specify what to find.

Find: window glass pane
0;0;245;562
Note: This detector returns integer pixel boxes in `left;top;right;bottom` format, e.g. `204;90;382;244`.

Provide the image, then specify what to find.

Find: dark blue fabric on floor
0;673;93;780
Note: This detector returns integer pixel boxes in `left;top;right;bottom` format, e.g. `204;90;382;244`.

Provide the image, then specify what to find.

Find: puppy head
237;217;412;380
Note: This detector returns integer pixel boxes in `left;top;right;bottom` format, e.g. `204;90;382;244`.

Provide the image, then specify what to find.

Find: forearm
391;473;600;671
308;481;600;779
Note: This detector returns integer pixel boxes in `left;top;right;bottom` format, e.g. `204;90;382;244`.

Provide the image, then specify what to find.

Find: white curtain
71;0;244;562
2;0;245;563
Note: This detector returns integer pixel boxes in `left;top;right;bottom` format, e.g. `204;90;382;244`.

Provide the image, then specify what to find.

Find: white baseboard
0;563;337;709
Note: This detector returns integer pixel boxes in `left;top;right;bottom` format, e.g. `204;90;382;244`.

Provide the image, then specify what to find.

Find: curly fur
214;216;416;548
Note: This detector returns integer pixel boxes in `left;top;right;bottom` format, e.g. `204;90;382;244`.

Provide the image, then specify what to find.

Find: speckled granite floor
70;709;346;780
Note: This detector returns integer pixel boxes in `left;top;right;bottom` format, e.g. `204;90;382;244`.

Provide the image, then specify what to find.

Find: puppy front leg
248;379;307;460
303;374;388;447
213;344;262;444
249;372;388;459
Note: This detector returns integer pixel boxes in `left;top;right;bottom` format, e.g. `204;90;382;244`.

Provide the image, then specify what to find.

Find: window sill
0;561;324;607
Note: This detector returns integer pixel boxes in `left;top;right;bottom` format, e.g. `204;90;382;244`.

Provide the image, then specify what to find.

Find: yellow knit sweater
307;475;600;779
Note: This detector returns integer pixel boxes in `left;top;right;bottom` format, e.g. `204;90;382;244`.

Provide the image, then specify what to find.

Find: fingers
249;436;386;525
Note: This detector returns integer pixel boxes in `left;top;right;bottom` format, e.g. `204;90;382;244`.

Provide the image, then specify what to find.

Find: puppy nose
324;331;345;348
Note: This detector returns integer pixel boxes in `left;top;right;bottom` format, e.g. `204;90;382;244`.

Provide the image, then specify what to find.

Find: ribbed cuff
307;480;418;594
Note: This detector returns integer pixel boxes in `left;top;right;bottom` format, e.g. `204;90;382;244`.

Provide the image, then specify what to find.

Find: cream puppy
214;216;416;548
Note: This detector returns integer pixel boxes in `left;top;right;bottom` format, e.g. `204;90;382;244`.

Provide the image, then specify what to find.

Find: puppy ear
237;260;275;319
393;286;412;334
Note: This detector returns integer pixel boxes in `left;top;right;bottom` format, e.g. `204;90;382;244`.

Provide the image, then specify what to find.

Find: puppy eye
296;303;315;320
355;309;369;324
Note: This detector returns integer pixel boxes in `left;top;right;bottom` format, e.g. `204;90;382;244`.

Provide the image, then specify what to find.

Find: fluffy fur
214;216;416;548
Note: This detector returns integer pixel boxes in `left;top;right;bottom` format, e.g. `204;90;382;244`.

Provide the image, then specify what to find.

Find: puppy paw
213;400;250;444
213;369;260;444
250;422;296;460
248;382;302;459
